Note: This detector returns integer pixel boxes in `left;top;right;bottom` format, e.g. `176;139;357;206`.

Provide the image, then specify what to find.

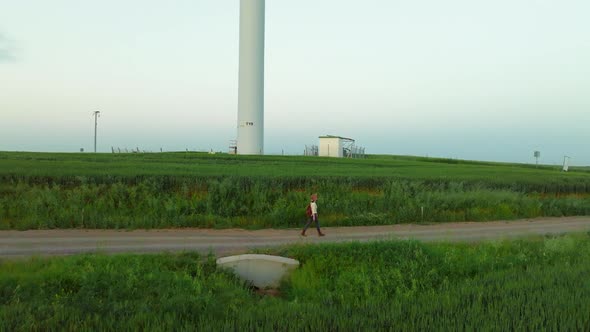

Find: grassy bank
1;152;590;230
2;179;590;230
1;234;589;330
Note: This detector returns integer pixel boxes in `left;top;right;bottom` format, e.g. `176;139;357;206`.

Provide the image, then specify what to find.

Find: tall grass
1;234;589;330
1;178;590;230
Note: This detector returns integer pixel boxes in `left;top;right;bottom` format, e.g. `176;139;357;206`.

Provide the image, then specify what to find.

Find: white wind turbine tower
236;0;265;155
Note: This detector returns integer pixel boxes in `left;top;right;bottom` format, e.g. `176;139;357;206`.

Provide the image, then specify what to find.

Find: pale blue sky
1;0;589;165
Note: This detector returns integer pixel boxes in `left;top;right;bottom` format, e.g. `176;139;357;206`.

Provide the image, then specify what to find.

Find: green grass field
1;151;589;184
1;234;589;330
1;151;589;230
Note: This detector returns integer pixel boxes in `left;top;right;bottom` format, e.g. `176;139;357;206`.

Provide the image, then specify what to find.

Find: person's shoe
318;232;325;237
301;231;307;237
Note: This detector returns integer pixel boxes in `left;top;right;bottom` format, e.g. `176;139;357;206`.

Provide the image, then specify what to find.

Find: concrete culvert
216;254;300;289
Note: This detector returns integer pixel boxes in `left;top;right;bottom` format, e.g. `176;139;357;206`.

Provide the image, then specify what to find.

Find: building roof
318;135;355;142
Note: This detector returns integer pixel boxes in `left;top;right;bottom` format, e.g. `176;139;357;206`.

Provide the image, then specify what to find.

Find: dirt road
1;217;590;259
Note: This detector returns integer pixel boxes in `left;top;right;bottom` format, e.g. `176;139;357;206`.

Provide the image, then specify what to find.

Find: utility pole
93;111;100;153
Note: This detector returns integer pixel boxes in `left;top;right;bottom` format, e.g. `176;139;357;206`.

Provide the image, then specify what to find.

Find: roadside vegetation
1;234;589;330
1;151;590;230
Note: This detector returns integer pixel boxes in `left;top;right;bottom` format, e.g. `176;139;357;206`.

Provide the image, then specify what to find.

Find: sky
1;0;589;165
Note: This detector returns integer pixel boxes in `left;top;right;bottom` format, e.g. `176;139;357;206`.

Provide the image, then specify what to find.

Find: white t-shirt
310;201;318;215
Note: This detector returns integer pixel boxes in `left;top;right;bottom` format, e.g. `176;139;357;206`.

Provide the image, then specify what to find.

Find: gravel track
1;216;590;259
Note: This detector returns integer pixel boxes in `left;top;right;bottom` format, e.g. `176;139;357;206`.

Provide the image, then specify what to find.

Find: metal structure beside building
304;145;319;156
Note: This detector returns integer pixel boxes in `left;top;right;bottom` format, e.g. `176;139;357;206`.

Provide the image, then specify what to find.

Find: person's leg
301;217;313;236
314;215;325;236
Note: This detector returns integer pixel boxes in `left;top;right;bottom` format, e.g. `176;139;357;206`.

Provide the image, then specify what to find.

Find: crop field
2;151;590;181
1;151;590;230
1;234;589;330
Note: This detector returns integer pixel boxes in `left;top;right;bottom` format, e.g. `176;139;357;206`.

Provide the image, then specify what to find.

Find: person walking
301;193;325;237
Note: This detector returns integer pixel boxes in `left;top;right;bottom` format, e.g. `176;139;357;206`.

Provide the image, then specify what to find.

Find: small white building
319;135;353;158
